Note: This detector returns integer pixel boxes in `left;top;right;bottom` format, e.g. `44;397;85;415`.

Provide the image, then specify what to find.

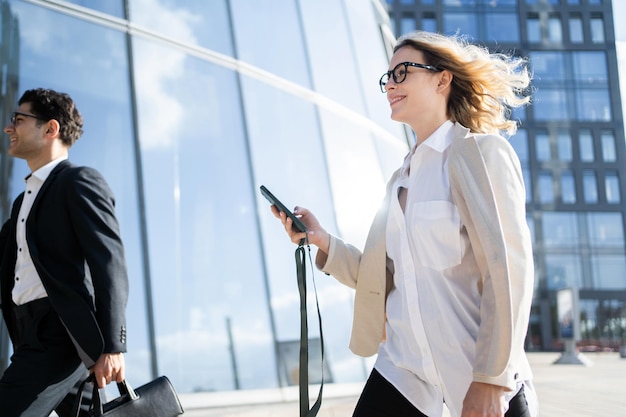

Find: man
0;88;129;416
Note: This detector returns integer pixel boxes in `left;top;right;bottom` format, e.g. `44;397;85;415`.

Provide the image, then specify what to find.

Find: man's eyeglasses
10;111;49;125
379;62;442;93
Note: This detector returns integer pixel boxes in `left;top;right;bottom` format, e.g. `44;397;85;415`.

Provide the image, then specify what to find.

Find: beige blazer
316;123;534;390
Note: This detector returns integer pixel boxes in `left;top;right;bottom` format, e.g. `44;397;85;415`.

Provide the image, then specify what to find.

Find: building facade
386;0;626;351
0;0;407;394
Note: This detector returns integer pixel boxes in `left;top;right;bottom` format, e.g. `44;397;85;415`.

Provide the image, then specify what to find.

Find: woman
272;31;537;417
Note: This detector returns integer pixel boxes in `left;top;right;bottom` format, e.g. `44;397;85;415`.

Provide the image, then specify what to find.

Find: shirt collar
420;120;455;152
28;156;68;183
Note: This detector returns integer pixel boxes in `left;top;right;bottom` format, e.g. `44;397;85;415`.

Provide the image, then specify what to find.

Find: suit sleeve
448;135;534;390
66;167;129;353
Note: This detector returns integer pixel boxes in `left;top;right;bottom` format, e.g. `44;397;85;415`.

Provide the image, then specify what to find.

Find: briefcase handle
72;373;140;417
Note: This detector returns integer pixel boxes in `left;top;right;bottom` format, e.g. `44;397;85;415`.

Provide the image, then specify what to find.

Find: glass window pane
548;16;563;43
510;129;529;163
573;52;608;83
591;17;605;43
605;172;621;204
443;13;478;39
591;256;626;289
422;16;437;32
539;172;554;203
601;130;617;162
485;13;520;42
579;130;595;162
546;254;583;290
533;88;568;120
527;15;541;43
576;89;611;121
129;0;234;55
401;16;417;34
587;212;624;246
536;131;551;161
583;169;598;203
64;0;124;17
569;16;584;43
530;51;566;82
557;130;573;161
543;212;579;247
561;171;576;204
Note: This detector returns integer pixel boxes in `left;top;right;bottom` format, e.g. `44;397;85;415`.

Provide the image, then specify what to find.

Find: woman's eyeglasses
379;62;442;93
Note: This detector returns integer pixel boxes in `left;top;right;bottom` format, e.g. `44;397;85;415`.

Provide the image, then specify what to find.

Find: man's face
4;103;48;161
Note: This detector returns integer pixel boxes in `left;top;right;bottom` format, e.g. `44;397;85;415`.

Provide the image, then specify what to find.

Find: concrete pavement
179;352;626;416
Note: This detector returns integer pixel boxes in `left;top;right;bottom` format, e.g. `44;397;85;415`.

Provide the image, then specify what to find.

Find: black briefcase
74;374;184;417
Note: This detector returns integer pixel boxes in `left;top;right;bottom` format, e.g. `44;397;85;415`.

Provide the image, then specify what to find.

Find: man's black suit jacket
0;160;128;368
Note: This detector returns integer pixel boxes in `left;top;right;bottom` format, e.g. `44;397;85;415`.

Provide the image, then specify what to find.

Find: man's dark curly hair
18;88;84;147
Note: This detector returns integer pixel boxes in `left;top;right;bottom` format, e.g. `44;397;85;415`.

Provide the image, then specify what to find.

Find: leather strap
295;240;324;417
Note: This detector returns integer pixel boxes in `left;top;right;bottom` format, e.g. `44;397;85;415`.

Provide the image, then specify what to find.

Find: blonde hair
394;31;532;136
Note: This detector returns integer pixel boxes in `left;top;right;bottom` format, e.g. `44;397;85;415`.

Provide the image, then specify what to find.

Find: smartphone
260;185;307;233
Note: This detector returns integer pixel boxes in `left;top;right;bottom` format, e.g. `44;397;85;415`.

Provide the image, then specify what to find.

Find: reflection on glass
605;172;621;204
422;15;437;32
573;51;608;83
485;13;519;42
133;37;277;392
530;51;565;81
579;130;595;162
545;254;582;290
587;213;625;247
569;16;583;43
443;13;478;39
533;88;568;120
561;171;576;204
576;90;611;121
542;212;578;247
583;170;598;203
539;172;554;204
402;15;417;34
62;0;124;18
536;131;551;162
557;130;573;162
601;130;617;162
527;15;540;43
548;16;563;43
591;256;626;289
591;17;605;43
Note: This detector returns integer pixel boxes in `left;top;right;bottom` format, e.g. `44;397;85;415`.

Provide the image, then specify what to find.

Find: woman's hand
461;382;507;417
270;205;330;253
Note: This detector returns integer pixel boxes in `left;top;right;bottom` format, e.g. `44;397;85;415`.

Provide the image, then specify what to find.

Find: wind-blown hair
394;31;532;136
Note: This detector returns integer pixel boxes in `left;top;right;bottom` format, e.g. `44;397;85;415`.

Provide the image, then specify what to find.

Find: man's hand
91;352;125;388
461;381;507;417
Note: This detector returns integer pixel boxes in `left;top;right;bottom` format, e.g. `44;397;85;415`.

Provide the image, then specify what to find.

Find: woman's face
384;47;446;130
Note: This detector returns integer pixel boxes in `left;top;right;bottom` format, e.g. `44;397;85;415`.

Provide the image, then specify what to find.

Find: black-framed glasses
379;61;442;93
10;111;48;125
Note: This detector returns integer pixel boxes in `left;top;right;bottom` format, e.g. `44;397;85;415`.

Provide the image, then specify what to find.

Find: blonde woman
272;31;537;417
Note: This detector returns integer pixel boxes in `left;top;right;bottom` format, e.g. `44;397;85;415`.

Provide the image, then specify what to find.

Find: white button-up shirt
375;121;526;417
13;157;67;305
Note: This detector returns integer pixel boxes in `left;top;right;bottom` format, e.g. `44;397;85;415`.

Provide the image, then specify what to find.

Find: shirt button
15;276;19;281
514;373;519;380
21;218;25;222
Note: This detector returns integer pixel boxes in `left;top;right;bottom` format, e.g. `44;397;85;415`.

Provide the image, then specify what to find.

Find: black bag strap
72;374;139;417
295;238;324;417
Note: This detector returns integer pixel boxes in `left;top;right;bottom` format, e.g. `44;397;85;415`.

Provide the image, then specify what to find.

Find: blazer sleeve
65;167;129;353
448;134;534;391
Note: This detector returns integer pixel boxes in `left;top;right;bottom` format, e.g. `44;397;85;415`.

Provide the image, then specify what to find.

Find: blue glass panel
63;0;124;18
530;52;566;82
583;170;598;203
443;13;478;40
579;130;595;162
573;51;608;83
539;172;554;203
133;37;277;391
546;254;582;290
129;0;233;56
576;89;611;121
605;172;621;204
485;13;519;42
587;213;625;247
533;88;568;120
592;256;626;289
542;212;579;247
557;130;573;162
561;171;576;203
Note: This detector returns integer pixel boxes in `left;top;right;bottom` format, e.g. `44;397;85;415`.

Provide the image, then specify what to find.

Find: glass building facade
386;0;626;351
0;0;408;396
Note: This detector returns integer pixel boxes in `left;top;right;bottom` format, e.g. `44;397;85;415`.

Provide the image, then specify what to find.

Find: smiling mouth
389;96;405;105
